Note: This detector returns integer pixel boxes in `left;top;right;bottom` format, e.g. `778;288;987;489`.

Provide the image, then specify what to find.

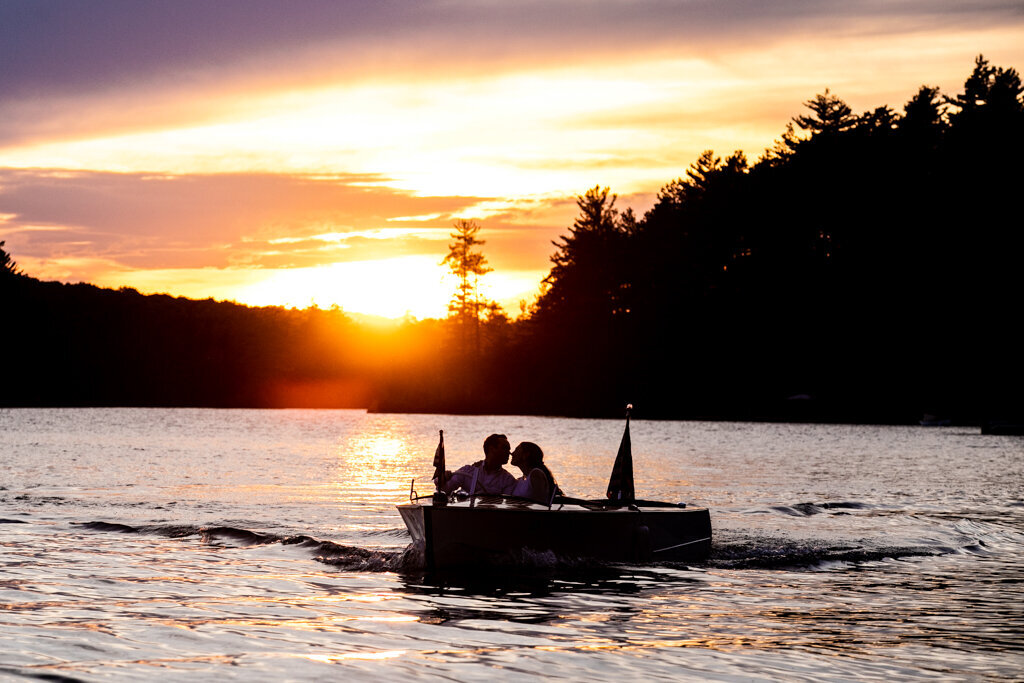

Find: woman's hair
517;441;543;466
517;442;563;498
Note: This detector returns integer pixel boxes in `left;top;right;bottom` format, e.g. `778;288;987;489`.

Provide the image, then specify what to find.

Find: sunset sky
3;1;1022;319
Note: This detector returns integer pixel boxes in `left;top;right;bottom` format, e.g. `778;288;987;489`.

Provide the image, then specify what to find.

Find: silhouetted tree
947;55;1023;119
442;219;494;355
855;105;899;137
1;241;22;279
629;150;760;414
900;86;946;137
537;186;633;321
945;55;1024;158
792;89;857;138
518;186;638;412
759;122;799;167
640;149;751;305
940;55;1024;414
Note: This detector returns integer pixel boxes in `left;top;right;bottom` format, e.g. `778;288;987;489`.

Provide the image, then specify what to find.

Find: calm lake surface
2;408;1022;680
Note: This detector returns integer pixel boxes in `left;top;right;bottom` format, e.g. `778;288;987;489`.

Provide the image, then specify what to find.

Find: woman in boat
510;442;562;504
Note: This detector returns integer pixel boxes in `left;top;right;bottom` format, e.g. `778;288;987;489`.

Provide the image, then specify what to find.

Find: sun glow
233;256;449;318
221;256;542;319
17;247;546;320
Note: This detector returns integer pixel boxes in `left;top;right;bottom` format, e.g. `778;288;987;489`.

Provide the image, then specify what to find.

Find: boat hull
398;497;712;570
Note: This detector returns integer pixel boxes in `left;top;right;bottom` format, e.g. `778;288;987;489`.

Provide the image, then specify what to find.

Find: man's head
482;433;511;468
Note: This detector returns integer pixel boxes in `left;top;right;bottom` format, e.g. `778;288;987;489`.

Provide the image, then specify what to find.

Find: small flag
606;406;635;502
432;430;446;490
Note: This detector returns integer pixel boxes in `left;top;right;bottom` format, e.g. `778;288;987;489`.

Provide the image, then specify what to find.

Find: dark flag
606;407;635;502
432;430;446;490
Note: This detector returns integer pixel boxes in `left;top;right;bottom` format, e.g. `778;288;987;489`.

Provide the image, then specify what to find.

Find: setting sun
189;255;543;319
234;256;449;319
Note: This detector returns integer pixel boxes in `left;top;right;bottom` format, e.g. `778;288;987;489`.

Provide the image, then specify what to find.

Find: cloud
0;167;578;285
6;1;1019;94
4;0;1021;147
0;169;487;269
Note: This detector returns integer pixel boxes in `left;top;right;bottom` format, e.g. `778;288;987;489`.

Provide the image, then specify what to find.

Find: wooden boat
398;494;711;570
397;407;712;570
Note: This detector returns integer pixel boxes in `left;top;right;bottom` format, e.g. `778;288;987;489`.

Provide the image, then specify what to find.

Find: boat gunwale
399;493;704;513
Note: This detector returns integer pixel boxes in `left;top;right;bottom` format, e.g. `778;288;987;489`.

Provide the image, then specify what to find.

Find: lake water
2;408;1022;680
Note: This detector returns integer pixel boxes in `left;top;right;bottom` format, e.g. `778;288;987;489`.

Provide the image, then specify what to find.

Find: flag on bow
432;430;446;490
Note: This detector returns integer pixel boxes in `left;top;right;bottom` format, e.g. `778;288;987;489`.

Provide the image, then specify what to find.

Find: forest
3;56;1022;424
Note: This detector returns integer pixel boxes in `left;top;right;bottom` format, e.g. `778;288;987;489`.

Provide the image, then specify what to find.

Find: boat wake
769;501;870;516
707;502;1013;569
71;505;1012;576
707;530;950;570
76;521;408;572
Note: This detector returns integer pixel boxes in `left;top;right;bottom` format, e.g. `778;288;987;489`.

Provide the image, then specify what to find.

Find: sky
2;1;1022;319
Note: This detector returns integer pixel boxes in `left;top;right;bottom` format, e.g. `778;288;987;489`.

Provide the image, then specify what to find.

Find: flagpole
432;430;446;492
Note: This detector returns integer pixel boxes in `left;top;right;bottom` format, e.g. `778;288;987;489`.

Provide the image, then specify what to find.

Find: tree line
3;56;1021;423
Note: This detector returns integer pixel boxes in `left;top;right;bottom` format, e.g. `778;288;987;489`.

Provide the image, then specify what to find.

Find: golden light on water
302;651;407;663
334;431;422;503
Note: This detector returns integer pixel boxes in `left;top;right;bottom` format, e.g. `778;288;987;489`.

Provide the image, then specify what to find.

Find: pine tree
1;241;22;279
442;219;493;354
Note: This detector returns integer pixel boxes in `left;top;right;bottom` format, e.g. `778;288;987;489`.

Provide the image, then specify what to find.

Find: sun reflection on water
302;651;407;663
332;431;423;503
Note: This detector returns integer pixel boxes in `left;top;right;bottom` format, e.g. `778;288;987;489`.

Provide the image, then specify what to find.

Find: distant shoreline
4;402;1011;430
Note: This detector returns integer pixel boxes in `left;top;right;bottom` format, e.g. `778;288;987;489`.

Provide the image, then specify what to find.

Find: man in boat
436;433;516;496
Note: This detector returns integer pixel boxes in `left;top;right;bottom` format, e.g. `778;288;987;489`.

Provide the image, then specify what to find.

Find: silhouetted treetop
792;88;857;137
1;240;22;279
902;86;946;129
570;185;622;235
536;186;633;323
855;105;898;136
949;55;1024;116
944;55;1024;159
651;150;749;210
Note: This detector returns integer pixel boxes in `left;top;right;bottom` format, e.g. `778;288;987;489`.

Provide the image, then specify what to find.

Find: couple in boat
435;433;561;504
